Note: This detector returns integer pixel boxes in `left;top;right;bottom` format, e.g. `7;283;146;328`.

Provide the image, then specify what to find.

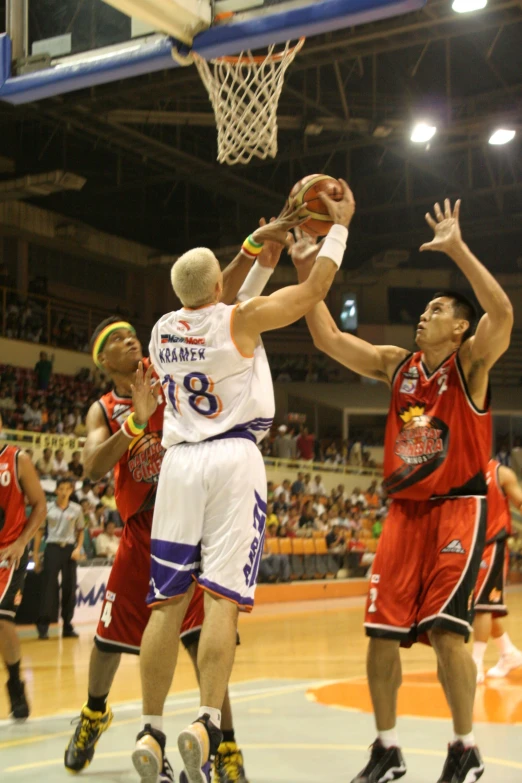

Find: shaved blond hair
171;247;222;308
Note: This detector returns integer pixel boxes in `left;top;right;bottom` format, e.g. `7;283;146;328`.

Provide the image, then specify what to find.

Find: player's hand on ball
289;227;324;274
256;217;289;269
318;178;355;228
131;361;161;426
252;203;308;247
420;199;463;253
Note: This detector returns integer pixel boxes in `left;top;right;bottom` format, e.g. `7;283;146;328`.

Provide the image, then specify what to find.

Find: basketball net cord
191;39;305;166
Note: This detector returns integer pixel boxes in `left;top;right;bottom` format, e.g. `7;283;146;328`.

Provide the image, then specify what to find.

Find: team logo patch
394;406;449;466
128;432;165;484
371;574;380;584
400;378;418;394
441;539;466;554
105;590;116;602
489;588;502;603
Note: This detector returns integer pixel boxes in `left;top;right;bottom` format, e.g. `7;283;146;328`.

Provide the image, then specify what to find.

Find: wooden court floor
2;589;522;723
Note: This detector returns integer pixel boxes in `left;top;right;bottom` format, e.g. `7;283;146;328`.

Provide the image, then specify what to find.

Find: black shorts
474;536;509;617
0;549;29;622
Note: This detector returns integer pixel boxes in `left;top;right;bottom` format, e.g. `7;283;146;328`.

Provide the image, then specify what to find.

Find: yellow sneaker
214;741;249;783
64;703;113;773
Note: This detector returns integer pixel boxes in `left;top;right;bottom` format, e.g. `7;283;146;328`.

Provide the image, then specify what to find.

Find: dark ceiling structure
0;0;521;270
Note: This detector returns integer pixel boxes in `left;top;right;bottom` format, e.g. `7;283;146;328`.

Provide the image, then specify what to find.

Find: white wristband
319;224;348;269
237;261;274;302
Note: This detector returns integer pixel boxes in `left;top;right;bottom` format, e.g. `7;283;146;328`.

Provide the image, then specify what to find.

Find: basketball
288;174;343;237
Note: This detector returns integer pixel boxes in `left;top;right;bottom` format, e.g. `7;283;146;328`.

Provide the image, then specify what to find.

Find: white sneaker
476;665;485;685
487;648;522;678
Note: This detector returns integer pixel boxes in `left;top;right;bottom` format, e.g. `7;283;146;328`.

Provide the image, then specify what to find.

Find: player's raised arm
232;181;358;354
499;465;522;513
421;199;513;372
289;229;408;384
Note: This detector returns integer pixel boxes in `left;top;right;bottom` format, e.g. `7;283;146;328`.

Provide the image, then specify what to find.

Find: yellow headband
92;321;135;369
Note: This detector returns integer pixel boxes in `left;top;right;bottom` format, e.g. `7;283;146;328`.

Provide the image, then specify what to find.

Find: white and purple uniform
148;302;274;611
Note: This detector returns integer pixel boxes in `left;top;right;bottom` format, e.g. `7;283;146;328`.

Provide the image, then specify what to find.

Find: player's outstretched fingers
453;199;461;220
444;198;451;219
434;202;444;222
425;212;437;230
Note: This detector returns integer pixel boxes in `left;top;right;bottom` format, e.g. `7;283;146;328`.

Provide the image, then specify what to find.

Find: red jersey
383;351;491;500
0;445;26;547
98;386;165;523
486;459;512;541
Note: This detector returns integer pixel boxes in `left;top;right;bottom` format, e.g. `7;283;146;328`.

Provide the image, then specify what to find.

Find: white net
194;39;305;166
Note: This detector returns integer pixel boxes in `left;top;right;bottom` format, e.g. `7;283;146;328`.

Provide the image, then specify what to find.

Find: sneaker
132;724;174;783
178;714;223;783
6;680;29;721
475;665;485;685
487;648;522;678
439;742;484;783
63;626;80;639
351;739;406;783
214;741;249;783
64;703;113;772
36;622;49;640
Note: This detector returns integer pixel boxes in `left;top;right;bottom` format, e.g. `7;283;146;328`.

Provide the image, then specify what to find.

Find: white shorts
147;436;267;612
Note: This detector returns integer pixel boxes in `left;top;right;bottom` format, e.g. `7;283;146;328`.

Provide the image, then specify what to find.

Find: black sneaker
64;703;113;772
178;714;223;783
36;622;49;640
6;680;29;721
133;724;175;783
63;626;79;638
351;739;407;783
437;742;484;783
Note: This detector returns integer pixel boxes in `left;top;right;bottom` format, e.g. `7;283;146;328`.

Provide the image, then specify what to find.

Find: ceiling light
488;129;516;145
410;123;437;143
452;0;487;13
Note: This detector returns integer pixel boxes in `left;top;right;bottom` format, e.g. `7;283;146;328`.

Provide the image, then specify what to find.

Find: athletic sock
198;706;221;729
494;632;515;656
87;693;108;714
378;727;398;749
472;641;487;666
454;732;475;749
6;660;21;685
222;729;236;743
142;715;163;732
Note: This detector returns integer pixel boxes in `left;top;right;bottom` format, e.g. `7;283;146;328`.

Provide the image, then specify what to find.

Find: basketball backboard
0;0;425;104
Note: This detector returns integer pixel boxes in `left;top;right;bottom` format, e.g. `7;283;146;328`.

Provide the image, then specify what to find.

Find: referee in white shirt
33;477;84;639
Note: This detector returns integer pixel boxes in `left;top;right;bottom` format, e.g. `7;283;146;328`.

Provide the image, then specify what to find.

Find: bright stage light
488;129;516;145
410;123;437;143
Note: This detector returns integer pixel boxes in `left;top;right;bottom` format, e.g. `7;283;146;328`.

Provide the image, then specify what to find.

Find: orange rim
205;37;305;65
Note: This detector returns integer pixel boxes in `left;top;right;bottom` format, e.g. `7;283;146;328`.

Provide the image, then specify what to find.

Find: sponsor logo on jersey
161;334;206;346
403;367;419;379
0;463;8;469
371;574;380;584
112;402;131;427
400;378;418;394
489;587;502;603
178;320;191;332
394;406;448;466
441;539;466;554
106;590;117;602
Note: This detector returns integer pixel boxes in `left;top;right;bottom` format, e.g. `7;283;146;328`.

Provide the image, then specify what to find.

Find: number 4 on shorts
101;600;113;628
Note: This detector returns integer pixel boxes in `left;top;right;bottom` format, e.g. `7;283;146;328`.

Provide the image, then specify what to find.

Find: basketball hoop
193;39;305;166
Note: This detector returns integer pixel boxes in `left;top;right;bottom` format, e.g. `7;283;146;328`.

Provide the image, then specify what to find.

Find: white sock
378;727;398;749
472;641;487;666
198;706;221;729
142;715;163;732
454;732;475;749
494;632;515;656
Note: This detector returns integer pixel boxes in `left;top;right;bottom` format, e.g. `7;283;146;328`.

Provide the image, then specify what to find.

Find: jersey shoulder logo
441;539;466;554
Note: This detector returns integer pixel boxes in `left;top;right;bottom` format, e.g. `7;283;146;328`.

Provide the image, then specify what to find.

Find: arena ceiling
0;0;521;271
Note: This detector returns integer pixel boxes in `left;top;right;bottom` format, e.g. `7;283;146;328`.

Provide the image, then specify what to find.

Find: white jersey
149;303;275;448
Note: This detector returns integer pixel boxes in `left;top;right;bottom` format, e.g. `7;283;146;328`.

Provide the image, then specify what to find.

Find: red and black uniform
365;351;491;645
0;445;29;621
474;459;511;617
95;379;204;655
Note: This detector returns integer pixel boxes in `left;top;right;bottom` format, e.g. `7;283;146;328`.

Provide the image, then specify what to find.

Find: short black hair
431;290;477;343
56;477;74;488
89;315;125;352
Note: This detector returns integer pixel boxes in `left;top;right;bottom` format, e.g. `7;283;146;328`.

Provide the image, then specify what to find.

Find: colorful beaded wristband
122;412;147;439
241;234;264;259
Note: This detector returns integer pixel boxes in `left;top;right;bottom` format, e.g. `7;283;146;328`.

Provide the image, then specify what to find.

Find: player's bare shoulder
379;346;412;386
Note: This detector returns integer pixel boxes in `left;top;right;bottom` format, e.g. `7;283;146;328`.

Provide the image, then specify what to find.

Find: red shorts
365;496;486;646
95;511;204;655
474;533;509;618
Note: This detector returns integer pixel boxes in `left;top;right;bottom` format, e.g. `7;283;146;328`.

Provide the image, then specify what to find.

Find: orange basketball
288;174;343;237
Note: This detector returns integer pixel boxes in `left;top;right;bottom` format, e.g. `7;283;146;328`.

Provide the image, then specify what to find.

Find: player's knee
430;627;465;663
367;637;400;668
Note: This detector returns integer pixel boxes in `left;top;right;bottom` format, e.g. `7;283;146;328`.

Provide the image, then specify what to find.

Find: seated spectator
326;524;346;568
372;512;384;539
291;472;305;496
365;480;380;508
267;481;275;502
68;450;84;479
34;351;54;391
35;447;53;478
333;484;347;503
95;520;120;561
350;487;367;508
258;526;291;583
52;448;69;478
312;495;327;517
76;478;98;508
273;479;291;507
299;500;316;529
314;511;330;533
94;503;108;529
101;484;117;512
0;386;16;412
80;498;97;530
286;506;300;535
23;399;42;430
265;503;278;530
312;474;327;496
324;442;342;464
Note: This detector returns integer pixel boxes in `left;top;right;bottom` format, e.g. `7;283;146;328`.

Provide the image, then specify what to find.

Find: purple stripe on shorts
151;539;201;565
147;561;196;605
205;430;256;444
198;577;254;608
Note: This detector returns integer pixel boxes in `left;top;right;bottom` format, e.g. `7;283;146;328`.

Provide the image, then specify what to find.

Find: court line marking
0;679;333;755
4;743;522;773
